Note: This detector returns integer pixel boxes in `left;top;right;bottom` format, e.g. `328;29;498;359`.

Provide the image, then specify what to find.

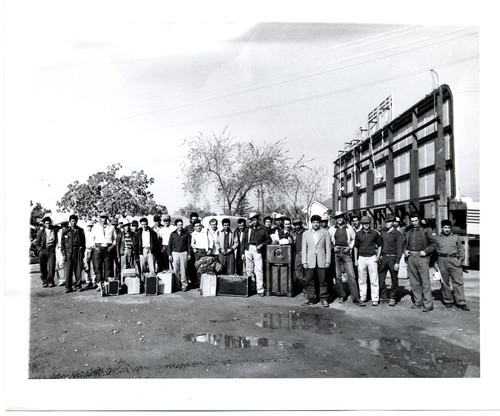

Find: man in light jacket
301;214;332;307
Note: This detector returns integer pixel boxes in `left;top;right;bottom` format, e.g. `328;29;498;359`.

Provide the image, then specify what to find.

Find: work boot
388;299;396;307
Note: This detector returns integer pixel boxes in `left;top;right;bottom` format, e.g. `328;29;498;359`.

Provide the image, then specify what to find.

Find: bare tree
182;128;305;215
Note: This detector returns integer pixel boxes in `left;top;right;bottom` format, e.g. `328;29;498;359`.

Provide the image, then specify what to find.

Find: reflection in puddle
184;333;305;350
255;312;336;334
357;337;475;377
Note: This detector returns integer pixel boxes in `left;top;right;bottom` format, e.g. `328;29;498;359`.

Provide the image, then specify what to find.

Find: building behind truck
332;84;479;268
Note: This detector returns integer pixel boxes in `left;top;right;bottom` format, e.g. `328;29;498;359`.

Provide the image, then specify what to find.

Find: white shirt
142;229;151;248
191;230;212;251
207;228;219;255
84;228;94;249
90;222;116;246
158;225;176;246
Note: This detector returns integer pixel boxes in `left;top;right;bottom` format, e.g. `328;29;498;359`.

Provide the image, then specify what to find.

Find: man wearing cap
218;218;238;274
435;219;470;311
83;220;96;289
35;216;58;288
354;216;382;306
61;214;86;292
291;217;307;290
234;218;247;275
158;214;175;271
242;212;272;296
137;217;158;276
329;211;359;304
90;212;117;289
168;219;191;291
116;218;139;282
403;212;437;312
301;214;331;307
378;215;404;306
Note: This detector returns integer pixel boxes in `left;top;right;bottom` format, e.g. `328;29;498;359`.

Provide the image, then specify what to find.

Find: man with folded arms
435;219;470;311
378;215;404;306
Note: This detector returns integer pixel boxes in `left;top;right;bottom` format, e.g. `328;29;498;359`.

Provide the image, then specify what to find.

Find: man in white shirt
206;219;220;256
90;212;117;289
191;220;213;266
83;220;96;289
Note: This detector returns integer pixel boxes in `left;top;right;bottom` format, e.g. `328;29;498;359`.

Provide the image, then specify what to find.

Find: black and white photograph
3;0;498;413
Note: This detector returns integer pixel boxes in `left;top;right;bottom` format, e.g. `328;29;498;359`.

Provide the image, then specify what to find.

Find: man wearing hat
241;212;272;296
403;212;437;312
61;214;86;292
378;215;404;306
116;218;139;282
291;217;307;289
35;216;58;288
354;216;382;306
434;219;470;311
301;214;331;307
90;212;117;289
319;213;330;229
234;218;247;275
158;214;176;271
329;211;359;304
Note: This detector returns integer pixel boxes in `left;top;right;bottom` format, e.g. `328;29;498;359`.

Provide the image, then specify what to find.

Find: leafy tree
182;128;305;215
56;163;167;218
30;201;50;226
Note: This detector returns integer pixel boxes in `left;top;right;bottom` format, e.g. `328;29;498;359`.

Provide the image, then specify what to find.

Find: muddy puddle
254;311;337;334
356;337;478;377
184;333;305;350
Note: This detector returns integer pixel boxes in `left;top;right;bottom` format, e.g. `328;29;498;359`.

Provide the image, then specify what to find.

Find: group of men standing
34;209;470;312
297;210;470;312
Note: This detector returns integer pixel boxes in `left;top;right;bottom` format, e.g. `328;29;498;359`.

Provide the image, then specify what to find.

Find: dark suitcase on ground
107;278;120;296
145;274;158;296
216;274;250;297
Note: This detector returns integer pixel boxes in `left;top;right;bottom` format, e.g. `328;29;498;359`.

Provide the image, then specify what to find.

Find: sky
5;1;480;215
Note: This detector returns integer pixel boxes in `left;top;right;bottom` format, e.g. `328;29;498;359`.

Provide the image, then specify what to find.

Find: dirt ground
28;265;480;378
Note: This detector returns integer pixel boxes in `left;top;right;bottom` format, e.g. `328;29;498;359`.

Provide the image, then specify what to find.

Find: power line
113;27;477;121
139;54;478;131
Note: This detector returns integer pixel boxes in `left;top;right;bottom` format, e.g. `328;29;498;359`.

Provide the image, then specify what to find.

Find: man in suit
218;218;238;274
35;216;58;288
301;214;332;307
61;214;86;293
234;218;247;275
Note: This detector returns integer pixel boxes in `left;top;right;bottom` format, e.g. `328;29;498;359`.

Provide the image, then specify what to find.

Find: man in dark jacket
116;218;139;283
291;217;307;291
61;214;86;292
168;219;192;291
137;217;158;277
35;216;58;288
234;218;247;275
241;212;272;296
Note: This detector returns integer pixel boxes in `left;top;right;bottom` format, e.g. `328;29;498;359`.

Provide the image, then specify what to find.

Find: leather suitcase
200;273;217;297
125;276;140;295
217;274;250;297
157;271;174;294
107;278;120;296
145;274;158;296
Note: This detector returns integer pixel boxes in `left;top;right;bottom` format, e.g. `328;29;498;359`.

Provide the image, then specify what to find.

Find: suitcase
107;278;120;296
200;273;217;297
157;271;174;294
125;276;140;295
145;274;159;296
216;274;250;297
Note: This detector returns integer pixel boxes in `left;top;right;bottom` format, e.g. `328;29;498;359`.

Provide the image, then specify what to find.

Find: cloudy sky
6;1;480;215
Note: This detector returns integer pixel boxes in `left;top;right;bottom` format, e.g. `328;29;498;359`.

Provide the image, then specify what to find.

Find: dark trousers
235;248;245;275
39;246;56;284
378;255;399;300
65;248;83;289
157;245;170;272
335;250;359;301
438;257;466;306
219;252;235;274
407;254;433;309
294;254;305;290
304;267;328;301
92;247;115;283
193;249;208;284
